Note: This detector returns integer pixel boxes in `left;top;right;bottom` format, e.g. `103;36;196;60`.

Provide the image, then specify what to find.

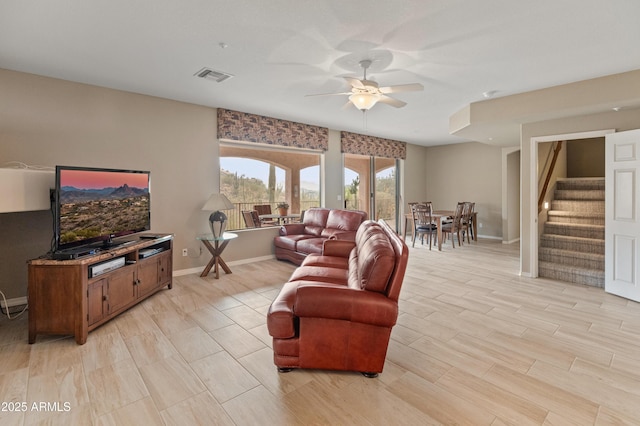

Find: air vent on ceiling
194;67;234;83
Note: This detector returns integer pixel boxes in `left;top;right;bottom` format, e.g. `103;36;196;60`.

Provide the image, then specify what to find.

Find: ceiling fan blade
341;100;354;110
379;83;424;94
344;77;365;89
305;92;352;97
378;95;407;108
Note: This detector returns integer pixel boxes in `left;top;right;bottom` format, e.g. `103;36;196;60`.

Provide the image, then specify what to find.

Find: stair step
540;234;604;254
543;222;604;239
540;177;605;288
538;247;604;269
554;189;605;201
556;178;605;191
539;261;604;287
547;210;604;225
551;200;605;213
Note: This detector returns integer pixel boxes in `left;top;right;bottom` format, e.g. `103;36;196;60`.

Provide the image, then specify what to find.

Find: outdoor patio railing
225;201;319;230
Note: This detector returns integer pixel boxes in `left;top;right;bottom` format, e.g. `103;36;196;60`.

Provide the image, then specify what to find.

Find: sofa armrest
279;223;306;236
322;239;356;258
267;282;301;338
294;284;398;327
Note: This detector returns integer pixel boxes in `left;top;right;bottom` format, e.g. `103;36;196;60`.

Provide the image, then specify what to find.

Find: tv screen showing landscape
57;167;150;249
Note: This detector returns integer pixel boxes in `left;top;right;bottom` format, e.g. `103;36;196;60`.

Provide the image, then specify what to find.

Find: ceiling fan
307;59;424;111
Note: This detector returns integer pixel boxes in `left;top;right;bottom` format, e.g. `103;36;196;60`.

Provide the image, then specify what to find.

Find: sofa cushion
355;220;383;246
289;265;349;285
349;222;395;293
325;209;367;232
302;208;330;236
295;237;325;255
274;234;316;251
301;254;349;270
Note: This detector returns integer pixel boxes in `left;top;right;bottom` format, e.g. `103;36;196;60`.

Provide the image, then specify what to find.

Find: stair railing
538;141;563;214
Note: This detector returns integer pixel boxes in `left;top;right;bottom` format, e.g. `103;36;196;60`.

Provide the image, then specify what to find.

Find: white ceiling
1;0;639;147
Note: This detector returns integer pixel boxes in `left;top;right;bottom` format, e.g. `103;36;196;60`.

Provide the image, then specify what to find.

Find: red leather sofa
274;208;367;265
267;219;409;377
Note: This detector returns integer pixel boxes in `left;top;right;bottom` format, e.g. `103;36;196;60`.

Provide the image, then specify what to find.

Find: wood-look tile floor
2;239;640;425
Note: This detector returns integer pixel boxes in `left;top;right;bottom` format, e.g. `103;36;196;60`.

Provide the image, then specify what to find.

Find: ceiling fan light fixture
349;92;380;111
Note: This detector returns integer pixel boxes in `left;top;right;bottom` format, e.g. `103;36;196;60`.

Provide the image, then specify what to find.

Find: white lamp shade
202;193;234;211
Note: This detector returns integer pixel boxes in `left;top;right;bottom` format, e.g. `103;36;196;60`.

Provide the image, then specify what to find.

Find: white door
605;129;640;301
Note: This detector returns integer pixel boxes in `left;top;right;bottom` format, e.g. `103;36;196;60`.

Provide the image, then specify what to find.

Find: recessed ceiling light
482;90;498;99
612;106;621;112
219;42;229;49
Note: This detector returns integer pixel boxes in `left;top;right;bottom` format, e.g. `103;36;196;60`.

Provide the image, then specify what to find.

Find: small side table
197;232;238;279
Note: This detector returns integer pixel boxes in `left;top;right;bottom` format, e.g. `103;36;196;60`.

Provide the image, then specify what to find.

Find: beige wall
505;149;521;243
424;142;503;238
0;69;438;300
0;69;222;299
399;143;428;230
521;109;640;276
566;137;605;177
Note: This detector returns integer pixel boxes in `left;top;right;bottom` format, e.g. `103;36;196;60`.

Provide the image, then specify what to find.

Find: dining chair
412;203;437;249
242;210;260;228
465;202;475;241
441;202;465;248
461;201;474;243
407;202;431;242
253;204;277;226
406;203;419;241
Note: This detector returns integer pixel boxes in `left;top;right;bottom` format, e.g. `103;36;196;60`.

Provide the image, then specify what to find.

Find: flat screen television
54;165;151;252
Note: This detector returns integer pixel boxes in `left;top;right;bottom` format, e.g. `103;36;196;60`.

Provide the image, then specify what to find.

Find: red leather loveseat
274;208;367;265
267;219;409;377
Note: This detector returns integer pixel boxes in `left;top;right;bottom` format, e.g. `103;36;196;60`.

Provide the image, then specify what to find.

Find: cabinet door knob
103;295;108;301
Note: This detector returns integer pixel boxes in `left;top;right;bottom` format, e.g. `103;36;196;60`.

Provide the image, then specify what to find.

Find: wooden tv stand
28;234;173;345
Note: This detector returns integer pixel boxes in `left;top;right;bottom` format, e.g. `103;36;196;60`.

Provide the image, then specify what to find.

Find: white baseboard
502;238;520;244
228;254;276;266
173;267;204;277
0;296;27;309
173;254;276;277
477;234;503;241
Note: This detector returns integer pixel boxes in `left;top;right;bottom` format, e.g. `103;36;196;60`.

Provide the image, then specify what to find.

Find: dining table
259;213;301;225
404;210;477;251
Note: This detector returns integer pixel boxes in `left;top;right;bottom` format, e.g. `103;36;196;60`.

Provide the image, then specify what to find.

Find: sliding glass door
375;156;397;228
344;153;399;230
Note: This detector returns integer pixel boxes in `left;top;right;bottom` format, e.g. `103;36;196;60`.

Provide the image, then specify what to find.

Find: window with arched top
220;143;321;230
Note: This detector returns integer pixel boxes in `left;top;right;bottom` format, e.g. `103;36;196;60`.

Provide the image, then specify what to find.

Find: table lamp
202;193;235;238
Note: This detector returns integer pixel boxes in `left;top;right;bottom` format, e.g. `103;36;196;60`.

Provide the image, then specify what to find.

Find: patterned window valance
217;108;328;151
340;131;406;159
